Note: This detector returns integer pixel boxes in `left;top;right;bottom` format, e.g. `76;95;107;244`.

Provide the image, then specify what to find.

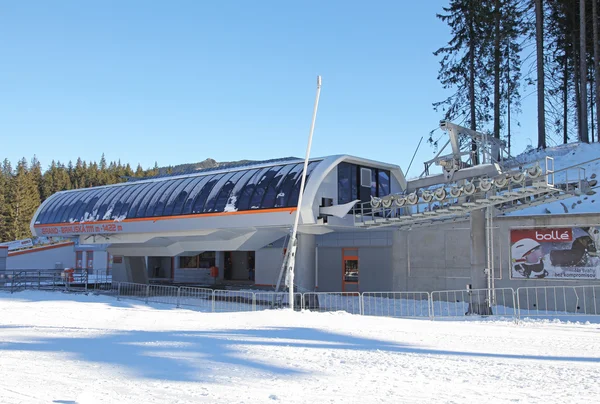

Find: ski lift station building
8;145;600;292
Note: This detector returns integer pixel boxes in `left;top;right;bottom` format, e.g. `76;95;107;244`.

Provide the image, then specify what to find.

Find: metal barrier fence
516;285;600;319
3;277;600;322
254;292;303;311
431;288;517;320
302;292;362;315
362;292;431;318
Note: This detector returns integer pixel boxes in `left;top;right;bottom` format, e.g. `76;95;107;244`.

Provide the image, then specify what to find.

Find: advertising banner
0;238;34;251
510;227;600;280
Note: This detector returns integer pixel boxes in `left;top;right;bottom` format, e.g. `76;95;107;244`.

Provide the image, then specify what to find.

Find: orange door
342;248;359;292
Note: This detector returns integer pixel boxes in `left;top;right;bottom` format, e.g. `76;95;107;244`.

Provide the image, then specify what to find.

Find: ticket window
342;248;359;292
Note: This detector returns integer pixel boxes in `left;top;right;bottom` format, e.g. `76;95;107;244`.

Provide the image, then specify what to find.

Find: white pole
288;75;322;310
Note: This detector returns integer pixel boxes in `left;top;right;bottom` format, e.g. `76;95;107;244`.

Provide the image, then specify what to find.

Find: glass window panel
236;168;270;211
286;161;319;207
162;177;196;216
152;179;184;217
87;188;116;219
70;188;105;223
51;192;83;224
261;165;294;209
96;185;130;221
211;171;246;212
344;258;359;282
78;191;104;222
201;172;235;213
378;170;390;197
223;169;258;212
128;181;165;218
40;192;74;224
122;182;155;219
62;191;92;224
351;165;358;201
337;162;352;204
371;168;377;197
249;167;282;209
181;176;212;215
110;183;142;220
92;187;126;221
190;174;224;214
137;180;175;218
46;191;81;224
274;164;303;208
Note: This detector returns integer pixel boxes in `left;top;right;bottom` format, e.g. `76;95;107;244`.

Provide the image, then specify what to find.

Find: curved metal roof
33;160;322;225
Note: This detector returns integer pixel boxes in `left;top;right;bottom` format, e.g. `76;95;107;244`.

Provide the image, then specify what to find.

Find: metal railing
3;278;600;322
302;292;362;315
430;288;517;320
516;285;600;319
362;291;431;318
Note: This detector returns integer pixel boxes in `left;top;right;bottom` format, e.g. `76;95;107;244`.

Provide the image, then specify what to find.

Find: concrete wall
7;243;76;270
255;247;284;286
315;246;392;292
111;256;127;282
317;247;342;292
357;247;392;292
316;230;393;292
388;214;600;293
295;234;316;291
125;256;148;284
313;213;600;294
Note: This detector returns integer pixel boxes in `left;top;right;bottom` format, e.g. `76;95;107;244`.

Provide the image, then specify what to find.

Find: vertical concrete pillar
469;209;491;314
125;256;149;284
215;251;225;282
391;229;408;291
294;233;316;291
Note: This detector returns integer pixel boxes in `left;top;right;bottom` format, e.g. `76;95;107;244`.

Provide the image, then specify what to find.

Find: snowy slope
1;291;600;404
504;142;600;216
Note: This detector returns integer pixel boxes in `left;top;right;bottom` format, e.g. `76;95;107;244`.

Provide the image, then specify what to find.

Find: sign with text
0;238;34;251
510;227;600;280
38;223;124;236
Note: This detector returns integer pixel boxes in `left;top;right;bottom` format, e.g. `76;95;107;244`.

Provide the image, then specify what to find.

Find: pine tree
30;156;44;202
1;159;13;242
135;164;144;177
6;158;40;240
579;0;589;142
0;168;7;242
592;0;600;142
433;0;493;163
534;0;547;148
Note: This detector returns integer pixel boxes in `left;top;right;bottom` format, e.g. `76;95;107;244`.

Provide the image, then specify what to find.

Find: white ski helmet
512;238;541;263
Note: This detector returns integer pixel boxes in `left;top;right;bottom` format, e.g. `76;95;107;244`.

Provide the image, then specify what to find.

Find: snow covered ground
1;291;599;404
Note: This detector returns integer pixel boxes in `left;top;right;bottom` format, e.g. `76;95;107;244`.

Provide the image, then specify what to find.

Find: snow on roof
504;142;600;217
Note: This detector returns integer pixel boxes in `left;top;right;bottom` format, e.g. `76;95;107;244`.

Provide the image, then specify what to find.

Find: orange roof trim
34;207;297;228
8;242;75;257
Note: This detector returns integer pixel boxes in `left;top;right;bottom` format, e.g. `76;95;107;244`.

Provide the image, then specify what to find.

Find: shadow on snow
0;325;598;384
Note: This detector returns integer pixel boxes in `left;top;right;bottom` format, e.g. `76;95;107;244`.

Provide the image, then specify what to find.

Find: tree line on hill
0;155;251;243
434;0;600;151
0;155;182;243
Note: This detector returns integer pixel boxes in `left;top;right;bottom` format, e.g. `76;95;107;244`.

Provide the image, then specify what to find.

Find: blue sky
2;0;540;177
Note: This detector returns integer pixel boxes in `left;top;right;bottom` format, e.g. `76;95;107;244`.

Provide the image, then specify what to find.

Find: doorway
224;251;255;282
148;256;173;280
342;248;359;292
